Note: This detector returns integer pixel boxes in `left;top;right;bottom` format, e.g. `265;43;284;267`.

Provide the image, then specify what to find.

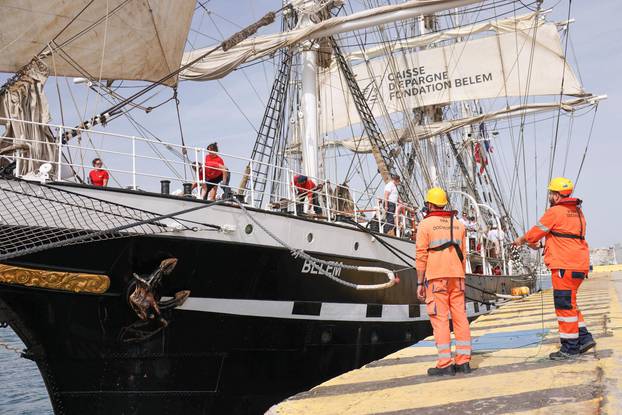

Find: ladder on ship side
330;37;417;206
246;49;293;208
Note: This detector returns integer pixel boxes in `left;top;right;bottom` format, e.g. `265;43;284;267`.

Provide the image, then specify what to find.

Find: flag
475;122;493;174
474;142;487;174
479;122;494;153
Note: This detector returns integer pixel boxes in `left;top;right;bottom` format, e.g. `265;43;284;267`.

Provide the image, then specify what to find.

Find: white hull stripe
167;297;495;322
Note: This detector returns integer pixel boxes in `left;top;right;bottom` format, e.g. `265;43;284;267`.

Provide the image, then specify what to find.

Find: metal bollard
182;182;193;197
160;180;170;195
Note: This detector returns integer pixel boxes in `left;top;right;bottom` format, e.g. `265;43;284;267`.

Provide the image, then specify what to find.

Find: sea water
0;328;52;414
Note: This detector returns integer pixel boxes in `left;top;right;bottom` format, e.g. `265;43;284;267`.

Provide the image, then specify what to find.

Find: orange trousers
552;269;590;353
425;277;471;368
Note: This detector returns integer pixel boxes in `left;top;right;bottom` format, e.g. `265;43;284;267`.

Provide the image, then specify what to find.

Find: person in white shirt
466;216;478;251
459;212;469;227
486;224;505;258
383;174;400;234
467;216;478;232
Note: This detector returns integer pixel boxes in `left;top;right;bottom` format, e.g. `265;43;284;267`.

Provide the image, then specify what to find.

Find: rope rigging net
0;178;195;261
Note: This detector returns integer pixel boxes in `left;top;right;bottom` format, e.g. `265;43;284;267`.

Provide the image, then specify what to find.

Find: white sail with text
319;18;585;133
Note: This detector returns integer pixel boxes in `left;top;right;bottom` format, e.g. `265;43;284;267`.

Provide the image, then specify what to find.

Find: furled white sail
0;59;58;175
180;0;481;81
0;0;195;84
342;11;542;64
314;96;604;154
320;19;585;133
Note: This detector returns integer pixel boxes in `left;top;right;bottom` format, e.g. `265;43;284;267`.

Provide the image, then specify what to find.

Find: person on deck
467;216;477;232
486;224;505;258
89;158;109;187
459;212;469;228
293;174;322;215
416;187;471;376
203;143;228;201
513;177;595;360
383;174;400;235
470;216;479;251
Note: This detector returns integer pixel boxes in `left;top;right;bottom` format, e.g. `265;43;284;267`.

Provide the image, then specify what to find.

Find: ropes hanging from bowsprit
0;178;199;261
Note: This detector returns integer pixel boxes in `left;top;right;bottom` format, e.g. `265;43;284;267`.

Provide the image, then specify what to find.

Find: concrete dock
269;271;622;414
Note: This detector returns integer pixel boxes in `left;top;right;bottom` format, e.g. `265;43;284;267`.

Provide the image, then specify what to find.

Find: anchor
122;258;190;343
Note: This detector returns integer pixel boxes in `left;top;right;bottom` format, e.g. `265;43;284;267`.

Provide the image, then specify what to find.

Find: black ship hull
0;185;535;414
1;285;435;414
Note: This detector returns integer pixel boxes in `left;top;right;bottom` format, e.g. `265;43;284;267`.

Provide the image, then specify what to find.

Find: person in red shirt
88;158;109;187
202;143;228;200
292;174;322;215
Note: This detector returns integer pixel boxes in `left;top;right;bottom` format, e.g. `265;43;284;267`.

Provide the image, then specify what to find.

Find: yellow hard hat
425;187;448;206
547;177;574;195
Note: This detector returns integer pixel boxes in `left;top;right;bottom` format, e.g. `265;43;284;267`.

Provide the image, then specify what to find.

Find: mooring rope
229;198;398;290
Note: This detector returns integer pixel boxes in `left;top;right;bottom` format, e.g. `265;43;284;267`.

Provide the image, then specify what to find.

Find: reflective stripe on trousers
455;339;471;356
436;343;451;360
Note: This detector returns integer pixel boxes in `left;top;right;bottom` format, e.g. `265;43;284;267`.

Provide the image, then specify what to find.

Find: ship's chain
0;341;24;355
0;324;24;356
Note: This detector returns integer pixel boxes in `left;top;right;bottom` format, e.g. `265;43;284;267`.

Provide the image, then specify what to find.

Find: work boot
454;362;472;374
427;365;456;376
549;350;579;361
579;339;596;354
579;327;596;354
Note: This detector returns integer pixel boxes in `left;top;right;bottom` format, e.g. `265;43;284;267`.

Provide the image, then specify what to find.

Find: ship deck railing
0;117;422;237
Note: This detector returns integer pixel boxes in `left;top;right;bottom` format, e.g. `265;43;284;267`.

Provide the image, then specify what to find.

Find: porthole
321;331;332;344
370;332;379;344
307;233;314;243
354;241;359;251
245;224;253;234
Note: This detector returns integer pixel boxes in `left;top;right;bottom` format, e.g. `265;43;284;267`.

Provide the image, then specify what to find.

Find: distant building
590;245;619;266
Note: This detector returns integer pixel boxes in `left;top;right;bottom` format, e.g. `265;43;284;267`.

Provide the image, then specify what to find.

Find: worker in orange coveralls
513;177;595;360
416;187;471;376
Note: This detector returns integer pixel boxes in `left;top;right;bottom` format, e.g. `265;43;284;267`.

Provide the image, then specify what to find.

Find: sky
543;0;622;248
0;0;620;248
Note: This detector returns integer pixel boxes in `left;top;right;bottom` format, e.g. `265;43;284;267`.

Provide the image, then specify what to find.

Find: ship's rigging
0;0;604;266
0;1;606;413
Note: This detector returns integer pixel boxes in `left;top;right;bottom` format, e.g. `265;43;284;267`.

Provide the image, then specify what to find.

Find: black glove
221;186;233;200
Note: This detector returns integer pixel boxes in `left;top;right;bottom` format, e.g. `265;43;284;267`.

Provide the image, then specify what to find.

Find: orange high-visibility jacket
525;198;589;271
416;211;467;280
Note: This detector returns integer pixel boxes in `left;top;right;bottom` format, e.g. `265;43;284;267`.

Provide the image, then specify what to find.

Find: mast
418;14;442;187
299;5;320;180
293;0;481;181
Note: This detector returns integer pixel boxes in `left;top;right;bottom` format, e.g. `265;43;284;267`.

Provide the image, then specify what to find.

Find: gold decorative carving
0;264;110;294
